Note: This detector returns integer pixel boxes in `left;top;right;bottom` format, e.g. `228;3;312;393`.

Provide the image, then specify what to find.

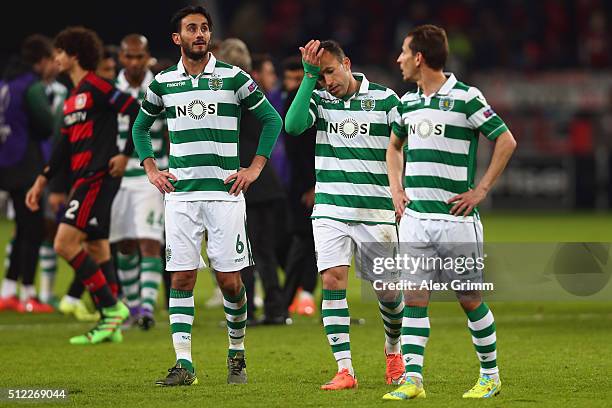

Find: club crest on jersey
75;93;88;110
438;96;454;111
328;118;369;139
408;119;445;139
176;100;217;120
360;96;375;111
208;74;223;91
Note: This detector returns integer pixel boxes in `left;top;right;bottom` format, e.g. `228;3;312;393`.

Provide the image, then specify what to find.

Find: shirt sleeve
235;69;266;111
24;80;54;140
140;79;165;117
391;97;407;139
385;90;401;128
284;61;319;136
42;127;70;180
103;85;140;155
464;87;509;140
251;98;282;158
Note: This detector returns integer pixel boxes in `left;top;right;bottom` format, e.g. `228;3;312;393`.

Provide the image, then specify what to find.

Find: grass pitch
0;212;611;407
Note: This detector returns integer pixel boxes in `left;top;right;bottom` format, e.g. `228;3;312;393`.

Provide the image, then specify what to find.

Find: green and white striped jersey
140;54;266;201
116;69;168;185
393;73;508;222
308;73;399;224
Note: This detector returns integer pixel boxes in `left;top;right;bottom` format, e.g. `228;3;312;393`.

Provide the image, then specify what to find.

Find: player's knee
172;272;196;291
118;240;138;255
403;290;430;307
53;236;77;260
321;269;344;290
457;291;481;311
217;273;242;296
138;239;161;257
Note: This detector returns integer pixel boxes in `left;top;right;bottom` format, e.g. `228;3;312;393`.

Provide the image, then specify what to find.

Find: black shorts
60;172;120;241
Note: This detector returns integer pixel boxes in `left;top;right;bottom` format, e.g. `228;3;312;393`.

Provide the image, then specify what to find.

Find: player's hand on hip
447;187;487;217
299;39;324;68
224;166;261;196
108;154;129;177
391;187;409;223
147;168;177;194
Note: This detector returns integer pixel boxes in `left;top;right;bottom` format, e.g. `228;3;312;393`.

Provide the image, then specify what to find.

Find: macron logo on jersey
166;81;186;88
176;100;217;120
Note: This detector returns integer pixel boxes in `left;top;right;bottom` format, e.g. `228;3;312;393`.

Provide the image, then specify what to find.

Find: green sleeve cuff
392;122;407;139
285;74;317;136
302;60;320;75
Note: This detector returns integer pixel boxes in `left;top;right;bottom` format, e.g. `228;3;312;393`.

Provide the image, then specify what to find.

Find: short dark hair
171;5;213;33
282;56;302;72
406;24;448;70
54;26;103;71
319;40;346;63
21;34;53;66
252;53;272;73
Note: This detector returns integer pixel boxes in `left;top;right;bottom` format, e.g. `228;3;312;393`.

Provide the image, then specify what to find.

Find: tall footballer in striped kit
132;6;282;386
383;25;517;400
285;39;405;390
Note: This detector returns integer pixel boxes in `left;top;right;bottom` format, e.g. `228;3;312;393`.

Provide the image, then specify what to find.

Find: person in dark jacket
0;34;55;312
218;39;288;325
281;57;318;316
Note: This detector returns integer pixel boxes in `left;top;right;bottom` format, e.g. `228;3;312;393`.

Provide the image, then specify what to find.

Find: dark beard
183;43;208;61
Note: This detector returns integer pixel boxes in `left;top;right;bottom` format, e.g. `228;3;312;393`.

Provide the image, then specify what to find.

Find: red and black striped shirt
44;72;139;184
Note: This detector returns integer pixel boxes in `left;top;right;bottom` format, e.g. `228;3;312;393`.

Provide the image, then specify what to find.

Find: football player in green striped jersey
286;39;405;390
132;5;282;386
383;25;517;401
109;34;168;331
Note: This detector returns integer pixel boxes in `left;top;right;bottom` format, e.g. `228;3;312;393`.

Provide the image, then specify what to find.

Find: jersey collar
177;52;217;78
354;72;369;95
417;72;457;97
116;69;154;92
339;72;369;101
437;73;457;95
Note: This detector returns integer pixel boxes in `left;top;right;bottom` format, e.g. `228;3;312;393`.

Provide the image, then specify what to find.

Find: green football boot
155;362;198;386
69;301;129;345
69;325;123;345
227;351;247;384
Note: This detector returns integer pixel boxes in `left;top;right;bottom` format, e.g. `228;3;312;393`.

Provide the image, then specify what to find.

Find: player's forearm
142;157;159;174
475;131;517;193
251;99;282;158
386;144;405;193
285;62;319;136
248;155;267;172
132;109;157;164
